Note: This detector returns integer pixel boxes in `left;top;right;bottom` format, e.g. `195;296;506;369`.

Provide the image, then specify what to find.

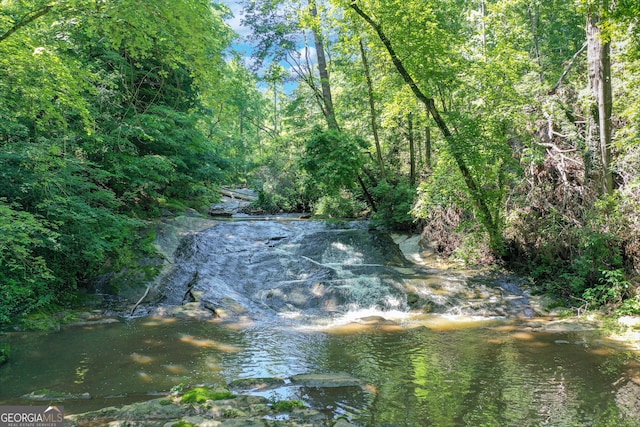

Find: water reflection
0;318;638;426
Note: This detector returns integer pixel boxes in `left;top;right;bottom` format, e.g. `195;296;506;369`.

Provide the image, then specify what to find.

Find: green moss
271;399;306;412
0;343;10;365
31;389;69;399
181;387;235;404
20;312;60;331
171;421;196;427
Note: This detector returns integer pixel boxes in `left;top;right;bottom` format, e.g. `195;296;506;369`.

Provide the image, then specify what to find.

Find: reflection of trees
318;327;631;426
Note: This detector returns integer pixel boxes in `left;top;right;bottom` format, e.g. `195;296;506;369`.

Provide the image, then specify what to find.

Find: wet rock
23;389;91;401
290;372;363;388
209;198;251;217
616;380;640;420
65;394;341;427
228;377;287;392
153;302;215;319
357;316;396;325
618;316;640;329
538;319;600;333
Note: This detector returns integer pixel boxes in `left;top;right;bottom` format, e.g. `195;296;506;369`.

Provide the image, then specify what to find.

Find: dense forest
1;0;640;324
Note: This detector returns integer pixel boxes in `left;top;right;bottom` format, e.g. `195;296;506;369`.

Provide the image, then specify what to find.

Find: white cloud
219;0;251;39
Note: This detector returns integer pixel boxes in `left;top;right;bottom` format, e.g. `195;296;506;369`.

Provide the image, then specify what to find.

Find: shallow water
2;219;639;426
1;315;639;426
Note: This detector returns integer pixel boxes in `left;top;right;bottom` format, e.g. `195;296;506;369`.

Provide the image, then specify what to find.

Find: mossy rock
171;421;196;427
181;386;235;404
271;400;306;412
0;343;9;365
20;313;60;331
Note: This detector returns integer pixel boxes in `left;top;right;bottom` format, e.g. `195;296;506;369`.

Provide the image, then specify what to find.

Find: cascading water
3;217;639;427
157;219;535;322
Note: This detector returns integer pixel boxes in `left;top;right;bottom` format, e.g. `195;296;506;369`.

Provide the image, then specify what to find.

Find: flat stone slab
537;319;600;333
290;372;363;388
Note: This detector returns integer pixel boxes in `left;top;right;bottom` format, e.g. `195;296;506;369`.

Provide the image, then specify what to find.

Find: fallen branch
218;188;256;201
130;286;151;316
548;42;587;95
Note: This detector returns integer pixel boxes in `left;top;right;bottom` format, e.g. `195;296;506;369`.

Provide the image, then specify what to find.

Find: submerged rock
65;393;358;427
228;377;287;392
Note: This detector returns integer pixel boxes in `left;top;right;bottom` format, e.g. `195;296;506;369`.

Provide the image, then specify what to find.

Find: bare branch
548;42;587;95
0;4;53;43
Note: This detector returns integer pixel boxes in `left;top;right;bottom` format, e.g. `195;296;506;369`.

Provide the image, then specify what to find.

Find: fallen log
217;188;257;201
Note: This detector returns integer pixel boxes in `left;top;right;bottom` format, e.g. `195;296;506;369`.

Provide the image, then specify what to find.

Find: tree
0;0;246;321
586;0;614;195
347;0;502;248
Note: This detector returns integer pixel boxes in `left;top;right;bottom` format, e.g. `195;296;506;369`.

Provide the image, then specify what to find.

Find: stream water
1;218;639;426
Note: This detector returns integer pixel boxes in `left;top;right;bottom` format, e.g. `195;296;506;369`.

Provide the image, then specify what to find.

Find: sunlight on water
0;317;639;425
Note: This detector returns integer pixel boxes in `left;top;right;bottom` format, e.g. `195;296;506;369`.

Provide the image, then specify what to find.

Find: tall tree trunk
359;39;386;180
350;2;500;247
479;0;487;60
408;112;416;186
309;0;339;131
425;125;432;170
587;1;613;195
308;1;376;211
527;2;544;82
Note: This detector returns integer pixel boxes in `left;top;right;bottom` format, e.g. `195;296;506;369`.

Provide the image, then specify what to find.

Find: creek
1;218;639;426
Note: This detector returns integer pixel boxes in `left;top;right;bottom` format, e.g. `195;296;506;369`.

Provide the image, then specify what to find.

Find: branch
548;42;587;95
0;4;53;43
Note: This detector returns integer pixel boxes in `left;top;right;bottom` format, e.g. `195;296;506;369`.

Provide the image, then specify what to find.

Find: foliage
3;0;640;320
0;199;57;323
314;190;368;219
301;128;367;195
617;295;640;316
0;342;10;365
250;161;315;213
582;268;631;309
0;0;261;322
271;399;306;412
180;387;235;404
371;180;416;230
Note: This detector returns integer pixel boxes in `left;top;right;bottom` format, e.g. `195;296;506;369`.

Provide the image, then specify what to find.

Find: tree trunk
309;0;339;131
350;2;499;247
408;113;416;186
587;2;613;195
425;125;432;170
359;39;386;180
527;2;544;82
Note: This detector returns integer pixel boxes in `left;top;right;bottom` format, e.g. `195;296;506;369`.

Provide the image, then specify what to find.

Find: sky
219;0;253;58
219;0;305;93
